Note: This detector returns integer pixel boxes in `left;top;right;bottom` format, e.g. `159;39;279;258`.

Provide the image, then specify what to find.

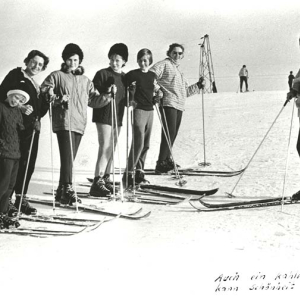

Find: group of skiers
0;42;205;228
239;66;297;92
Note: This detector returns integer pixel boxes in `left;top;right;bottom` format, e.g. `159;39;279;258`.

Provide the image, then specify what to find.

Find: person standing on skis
122;48;163;187
89;43;128;197
149;43;205;174
41;43;111;206
288;69;300;200
0;83;29;228
0;50;50;215
239;65;249;92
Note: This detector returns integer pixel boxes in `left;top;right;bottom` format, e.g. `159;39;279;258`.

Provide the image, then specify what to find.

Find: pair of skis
48;183;219;205
27;197;151;220
103;167;245;177
189;196;299;212
0;214;110;237
138;167;245;177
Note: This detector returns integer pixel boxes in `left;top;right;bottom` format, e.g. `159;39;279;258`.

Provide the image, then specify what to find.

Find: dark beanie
62;43;84;62
108;43;128;62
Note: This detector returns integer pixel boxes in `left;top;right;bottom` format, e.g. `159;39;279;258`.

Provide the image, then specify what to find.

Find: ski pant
158;106;183;161
127;109;154;172
240;76;248;91
13;130;39;197
0;158;19;213
94;123;121;177
56;130;82;184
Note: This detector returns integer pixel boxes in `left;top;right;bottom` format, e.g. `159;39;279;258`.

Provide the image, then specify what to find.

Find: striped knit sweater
150;58;200;111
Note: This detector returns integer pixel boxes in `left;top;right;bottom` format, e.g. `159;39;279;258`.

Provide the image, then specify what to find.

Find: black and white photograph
1;0;300;299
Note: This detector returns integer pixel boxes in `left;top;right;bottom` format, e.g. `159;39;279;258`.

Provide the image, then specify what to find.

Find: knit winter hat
7;80;30;103
108;43;128;62
62;43;84;63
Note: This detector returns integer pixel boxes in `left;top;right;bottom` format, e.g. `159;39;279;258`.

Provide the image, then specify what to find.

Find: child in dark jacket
0;82;29;228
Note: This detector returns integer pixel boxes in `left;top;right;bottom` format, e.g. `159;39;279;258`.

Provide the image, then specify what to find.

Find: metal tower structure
199;34;217;93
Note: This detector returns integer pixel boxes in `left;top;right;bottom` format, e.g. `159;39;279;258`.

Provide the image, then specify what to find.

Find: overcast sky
0;0;300;92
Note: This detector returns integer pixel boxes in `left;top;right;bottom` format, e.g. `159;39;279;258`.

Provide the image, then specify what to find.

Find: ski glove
33;119;41;132
286;89;297;101
153;89;163;105
43;87;57;103
197;77;205;89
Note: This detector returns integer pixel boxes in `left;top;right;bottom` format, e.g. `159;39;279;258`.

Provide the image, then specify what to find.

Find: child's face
65;54;80;71
109;54;125;73
138;55;151;72
25;55;45;77
7;93;27;107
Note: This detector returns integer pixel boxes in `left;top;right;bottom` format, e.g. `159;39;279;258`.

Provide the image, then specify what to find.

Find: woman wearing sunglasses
150;43;205;174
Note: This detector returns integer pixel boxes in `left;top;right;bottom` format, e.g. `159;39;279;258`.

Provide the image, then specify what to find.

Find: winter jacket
150;58;200;111
92;67;126;126
239;67;248;77
41;66;111;134
0;102;24;159
0;67;48;132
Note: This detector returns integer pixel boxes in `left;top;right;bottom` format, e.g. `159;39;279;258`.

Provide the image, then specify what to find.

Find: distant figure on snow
288;71;295;90
239;65;249;92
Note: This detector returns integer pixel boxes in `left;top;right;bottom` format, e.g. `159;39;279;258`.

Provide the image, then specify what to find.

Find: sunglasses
172;51;183;55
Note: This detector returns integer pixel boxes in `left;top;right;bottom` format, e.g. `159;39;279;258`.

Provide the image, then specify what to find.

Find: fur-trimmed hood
60;63;85;75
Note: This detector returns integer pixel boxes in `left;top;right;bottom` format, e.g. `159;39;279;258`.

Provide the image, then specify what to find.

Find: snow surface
1;90;300;300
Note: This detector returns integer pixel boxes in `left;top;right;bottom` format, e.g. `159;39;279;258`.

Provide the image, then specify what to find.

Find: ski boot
291;190;300;201
60;184;82;206
89;177;111;198
14;195;37;215
102;174;118;194
7;200;18;217
0;214;20;229
155;159;173;174
135;170;150;185
166;157;181;170
55;184;64;203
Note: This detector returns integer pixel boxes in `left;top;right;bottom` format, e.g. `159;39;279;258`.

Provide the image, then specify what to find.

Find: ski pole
66;103;79;212
155;104;186;186
227;98;292;198
49;102;55;213
281;99;296;211
112;90;124;201
198;88;211;167
125;87;130;189
130;107;139;200
17;126;36;217
110;94;116;198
